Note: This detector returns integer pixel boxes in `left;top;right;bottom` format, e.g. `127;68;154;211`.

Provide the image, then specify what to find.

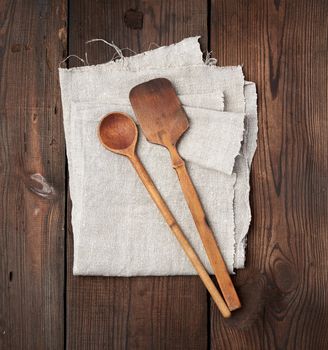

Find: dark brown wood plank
210;0;328;349
67;1;209;349
0;1;67;349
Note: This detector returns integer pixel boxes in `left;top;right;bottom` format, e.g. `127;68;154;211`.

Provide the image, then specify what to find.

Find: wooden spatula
129;78;241;311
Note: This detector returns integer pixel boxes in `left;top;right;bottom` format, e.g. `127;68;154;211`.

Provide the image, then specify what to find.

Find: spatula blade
129;78;189;147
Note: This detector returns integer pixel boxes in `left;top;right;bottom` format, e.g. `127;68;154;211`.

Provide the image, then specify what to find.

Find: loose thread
84;51;89;66
147;42;160;50
86;39;125;59
85;39;139;63
59;54;86;68
204;51;217;66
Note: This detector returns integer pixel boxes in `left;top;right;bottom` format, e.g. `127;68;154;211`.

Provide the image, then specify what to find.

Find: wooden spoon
129;78;241;311
98;112;231;318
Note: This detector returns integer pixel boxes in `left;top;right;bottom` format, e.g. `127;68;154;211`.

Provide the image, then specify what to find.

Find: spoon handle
129;154;231;318
167;145;241;311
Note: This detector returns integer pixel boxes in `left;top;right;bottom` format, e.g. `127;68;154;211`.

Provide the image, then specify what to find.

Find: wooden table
1;1;328;349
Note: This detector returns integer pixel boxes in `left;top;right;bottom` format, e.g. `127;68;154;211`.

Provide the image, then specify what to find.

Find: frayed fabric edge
58;35;223;70
59;36;203;71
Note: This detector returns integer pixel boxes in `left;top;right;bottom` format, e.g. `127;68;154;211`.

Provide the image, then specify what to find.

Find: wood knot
11;44;22;52
271;258;299;294
124;9;143;30
58;27;67;44
26;173;57;200
11;44;31;52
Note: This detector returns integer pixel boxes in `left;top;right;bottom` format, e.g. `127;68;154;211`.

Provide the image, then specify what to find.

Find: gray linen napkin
59;37;257;275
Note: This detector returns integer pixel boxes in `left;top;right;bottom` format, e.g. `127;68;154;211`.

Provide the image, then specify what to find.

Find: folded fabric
59;37;257;276
233;82;258;267
72;103;243;274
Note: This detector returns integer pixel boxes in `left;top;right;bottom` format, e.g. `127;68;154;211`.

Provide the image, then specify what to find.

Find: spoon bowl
98;112;138;156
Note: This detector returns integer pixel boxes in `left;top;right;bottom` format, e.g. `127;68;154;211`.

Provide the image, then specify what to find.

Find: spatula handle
129;154;231;318
168;146;241;311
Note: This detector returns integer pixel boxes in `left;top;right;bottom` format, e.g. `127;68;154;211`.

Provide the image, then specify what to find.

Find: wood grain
3;1;328;348
0;0;67;349
67;1;209;349
210;0;328;349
